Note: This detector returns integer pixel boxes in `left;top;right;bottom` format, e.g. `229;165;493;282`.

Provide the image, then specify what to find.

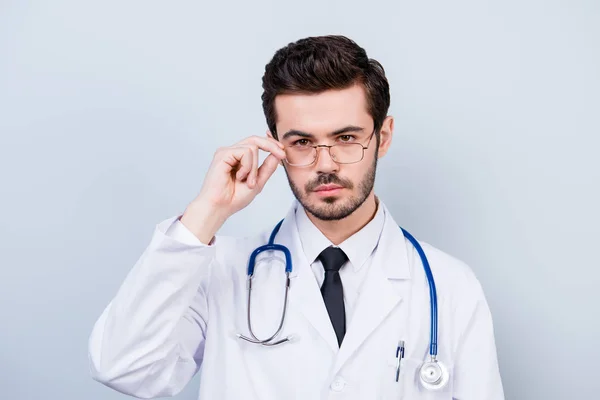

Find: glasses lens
330;143;363;164
285;147;316;166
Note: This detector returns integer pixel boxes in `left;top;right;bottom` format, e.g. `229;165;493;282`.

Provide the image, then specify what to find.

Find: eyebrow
281;125;365;141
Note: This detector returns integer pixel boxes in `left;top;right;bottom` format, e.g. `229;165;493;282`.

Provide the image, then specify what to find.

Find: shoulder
412;240;488;307
209;225;275;272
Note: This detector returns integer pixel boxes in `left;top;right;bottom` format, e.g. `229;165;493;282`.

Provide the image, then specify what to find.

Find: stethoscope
236;219;450;391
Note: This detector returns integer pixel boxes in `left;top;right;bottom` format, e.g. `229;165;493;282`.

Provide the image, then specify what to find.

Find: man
88;35;504;399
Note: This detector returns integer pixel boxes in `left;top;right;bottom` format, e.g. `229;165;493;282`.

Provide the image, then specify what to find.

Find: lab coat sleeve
452;278;505;400
88;215;216;398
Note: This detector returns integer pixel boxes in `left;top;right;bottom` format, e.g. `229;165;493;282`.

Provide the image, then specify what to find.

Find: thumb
255;154;280;190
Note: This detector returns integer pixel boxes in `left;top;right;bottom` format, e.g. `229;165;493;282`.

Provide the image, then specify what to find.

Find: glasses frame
283;128;377;167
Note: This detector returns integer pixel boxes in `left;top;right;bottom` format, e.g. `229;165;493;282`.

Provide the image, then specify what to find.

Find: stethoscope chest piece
419;359;449;391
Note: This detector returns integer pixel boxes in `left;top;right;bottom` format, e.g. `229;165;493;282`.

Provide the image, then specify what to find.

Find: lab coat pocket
380;355;406;399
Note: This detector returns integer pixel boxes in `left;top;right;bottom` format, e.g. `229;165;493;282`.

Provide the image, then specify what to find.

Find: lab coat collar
294;199;385;273
378;201;413;280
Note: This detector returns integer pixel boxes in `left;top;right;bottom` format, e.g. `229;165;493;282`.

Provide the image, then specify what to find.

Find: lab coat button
330;377;346;391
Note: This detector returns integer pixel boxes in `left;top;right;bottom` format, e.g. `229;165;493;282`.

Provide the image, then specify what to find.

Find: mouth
313;184;344;196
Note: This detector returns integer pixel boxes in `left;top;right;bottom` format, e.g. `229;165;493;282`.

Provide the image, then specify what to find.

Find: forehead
274;83;371;135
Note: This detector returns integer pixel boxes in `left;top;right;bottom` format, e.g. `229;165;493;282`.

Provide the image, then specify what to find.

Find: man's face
272;84;389;221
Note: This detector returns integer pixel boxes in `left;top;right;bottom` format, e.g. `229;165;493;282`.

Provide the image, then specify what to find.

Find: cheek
286;169;310;187
342;166;366;182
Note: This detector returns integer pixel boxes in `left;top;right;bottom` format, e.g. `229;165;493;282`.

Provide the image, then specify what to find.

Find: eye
338;135;355;142
292;138;311;146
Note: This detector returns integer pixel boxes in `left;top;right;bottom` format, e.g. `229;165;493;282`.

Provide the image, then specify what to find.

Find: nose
314;146;339;174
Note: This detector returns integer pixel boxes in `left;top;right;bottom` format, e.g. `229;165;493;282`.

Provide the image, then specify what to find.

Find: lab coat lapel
274;202;340;353
332;207;412;376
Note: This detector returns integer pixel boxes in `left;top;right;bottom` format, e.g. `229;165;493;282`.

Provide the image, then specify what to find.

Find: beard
285;155;378;221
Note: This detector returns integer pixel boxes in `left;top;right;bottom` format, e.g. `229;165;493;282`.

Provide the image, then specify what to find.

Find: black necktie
318;246;348;347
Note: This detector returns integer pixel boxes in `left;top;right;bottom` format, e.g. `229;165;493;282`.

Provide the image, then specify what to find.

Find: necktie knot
318;246;348;272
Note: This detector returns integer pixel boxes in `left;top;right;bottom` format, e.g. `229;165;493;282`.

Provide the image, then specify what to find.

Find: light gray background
1;1;598;399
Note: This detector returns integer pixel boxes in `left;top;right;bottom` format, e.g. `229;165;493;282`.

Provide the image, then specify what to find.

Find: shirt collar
294;198;386;272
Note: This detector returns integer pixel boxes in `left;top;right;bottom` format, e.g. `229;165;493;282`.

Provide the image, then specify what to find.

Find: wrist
180;202;228;245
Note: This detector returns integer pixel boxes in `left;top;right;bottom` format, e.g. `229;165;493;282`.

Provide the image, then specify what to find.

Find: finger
249;145;259;188
255;154;280;190
238;144;258;186
239;136;286;159
236;147;254;182
239;134;282;146
223;147;253;181
243;135;284;154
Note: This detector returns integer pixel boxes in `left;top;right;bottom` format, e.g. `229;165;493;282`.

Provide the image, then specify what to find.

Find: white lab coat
88;200;504;399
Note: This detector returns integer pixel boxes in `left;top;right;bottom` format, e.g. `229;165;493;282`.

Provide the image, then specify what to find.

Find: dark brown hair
261;35;391;140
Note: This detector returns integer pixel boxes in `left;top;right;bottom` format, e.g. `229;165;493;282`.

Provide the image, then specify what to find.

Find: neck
305;193;379;245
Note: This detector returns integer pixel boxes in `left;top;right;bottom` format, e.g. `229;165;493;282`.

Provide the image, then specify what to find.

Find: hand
180;134;286;243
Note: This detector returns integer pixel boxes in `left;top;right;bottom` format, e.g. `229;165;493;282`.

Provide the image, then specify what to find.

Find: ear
377;116;394;158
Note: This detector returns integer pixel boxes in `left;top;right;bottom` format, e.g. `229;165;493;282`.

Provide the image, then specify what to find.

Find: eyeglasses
283;129;376;167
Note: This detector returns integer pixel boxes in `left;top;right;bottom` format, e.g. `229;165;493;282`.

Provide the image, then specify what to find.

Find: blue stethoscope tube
400;227;438;358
